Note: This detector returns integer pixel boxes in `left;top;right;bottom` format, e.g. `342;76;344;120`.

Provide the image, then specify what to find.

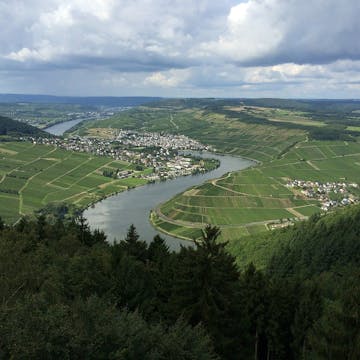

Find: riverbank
84;152;253;250
43;118;254;248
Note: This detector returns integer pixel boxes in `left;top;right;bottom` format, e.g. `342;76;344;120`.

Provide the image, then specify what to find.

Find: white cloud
203;0;360;66
144;69;190;87
0;0;360;97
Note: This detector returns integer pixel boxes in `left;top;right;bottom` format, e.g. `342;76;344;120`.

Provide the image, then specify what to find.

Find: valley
69;99;360;242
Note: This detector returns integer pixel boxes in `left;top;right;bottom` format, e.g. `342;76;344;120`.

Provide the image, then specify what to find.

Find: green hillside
153;139;360;240
0;116;49;137
0;141;149;223
70;105;306;162
0;206;358;359
69;99;360;240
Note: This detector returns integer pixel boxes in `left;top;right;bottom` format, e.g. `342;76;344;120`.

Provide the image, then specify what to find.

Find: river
45;119;86;136
45;120;254;250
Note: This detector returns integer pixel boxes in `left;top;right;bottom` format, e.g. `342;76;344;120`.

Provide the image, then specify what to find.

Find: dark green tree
291;281;323;359
309;272;360;359
238;263;269;360
119;224;148;262
170;225;242;359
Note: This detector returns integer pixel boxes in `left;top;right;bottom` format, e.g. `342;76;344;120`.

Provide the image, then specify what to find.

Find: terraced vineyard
70;99;360;241
72;106;306;162
0;141;149;223
153;140;360;240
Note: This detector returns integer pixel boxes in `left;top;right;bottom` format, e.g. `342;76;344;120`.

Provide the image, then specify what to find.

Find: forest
0;205;359;359
0;116;50;137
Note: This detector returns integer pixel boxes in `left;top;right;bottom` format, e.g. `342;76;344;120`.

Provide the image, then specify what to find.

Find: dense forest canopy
0;205;359;359
0;116;49;137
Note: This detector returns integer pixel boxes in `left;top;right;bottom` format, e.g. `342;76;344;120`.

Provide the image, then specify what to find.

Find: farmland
71;105;306;162
71;99;360;240
153;139;360;240
0;141;148;223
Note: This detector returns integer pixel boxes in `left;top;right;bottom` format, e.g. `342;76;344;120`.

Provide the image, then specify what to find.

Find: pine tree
120;224;148;262
170;225;242;359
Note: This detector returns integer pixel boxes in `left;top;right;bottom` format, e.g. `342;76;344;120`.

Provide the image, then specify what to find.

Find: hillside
0;116;50;137
69;99;360;240
227;203;360;270
0;94;161;107
0;209;358;359
70;103;306;162
153;139;360;240
0;141;151;223
267;204;360;278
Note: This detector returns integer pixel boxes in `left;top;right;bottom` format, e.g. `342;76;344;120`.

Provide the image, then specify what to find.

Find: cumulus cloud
204;0;360;66
0;0;360;97
144;69;190;87
1;0;231;71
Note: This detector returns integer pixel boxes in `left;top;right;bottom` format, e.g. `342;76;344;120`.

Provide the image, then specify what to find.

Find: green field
0;141;148;223
347;126;360;132
153;139;360;240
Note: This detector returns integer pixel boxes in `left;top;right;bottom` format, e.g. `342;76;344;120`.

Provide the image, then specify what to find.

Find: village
286;179;359;211
116;129;211;150
25;130;218;181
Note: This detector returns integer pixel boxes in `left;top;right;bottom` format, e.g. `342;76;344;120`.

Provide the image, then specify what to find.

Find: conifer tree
170;225;242;359
121;224;148;262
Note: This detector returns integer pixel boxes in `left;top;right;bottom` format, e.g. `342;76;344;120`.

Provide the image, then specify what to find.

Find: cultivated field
72;106;306;162
64;100;360;240
0;141;148;223
153;139;360;240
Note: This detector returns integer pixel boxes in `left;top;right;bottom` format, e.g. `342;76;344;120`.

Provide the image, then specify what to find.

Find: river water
45;120;253;250
45;119;85;136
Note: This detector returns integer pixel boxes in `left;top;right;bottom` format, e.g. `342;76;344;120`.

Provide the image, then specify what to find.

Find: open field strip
0;141;149;223
41;159;115;203
153;139;360;240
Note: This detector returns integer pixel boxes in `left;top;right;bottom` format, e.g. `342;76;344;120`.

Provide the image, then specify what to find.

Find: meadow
0;141;148;223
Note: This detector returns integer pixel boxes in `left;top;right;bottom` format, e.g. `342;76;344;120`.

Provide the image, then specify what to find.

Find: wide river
45;120;254;250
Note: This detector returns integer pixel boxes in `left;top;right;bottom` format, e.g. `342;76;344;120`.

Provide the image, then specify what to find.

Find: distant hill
240;98;360;113
0;94;162;107
0;116;50;137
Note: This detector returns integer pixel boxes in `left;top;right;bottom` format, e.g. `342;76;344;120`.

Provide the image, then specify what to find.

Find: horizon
1;93;360;101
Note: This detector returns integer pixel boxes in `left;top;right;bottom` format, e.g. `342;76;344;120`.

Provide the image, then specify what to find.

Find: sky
1;0;360;98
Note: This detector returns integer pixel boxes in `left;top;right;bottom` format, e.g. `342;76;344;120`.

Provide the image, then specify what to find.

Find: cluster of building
286;179;359;211
116;129;211;151
25;133;214;181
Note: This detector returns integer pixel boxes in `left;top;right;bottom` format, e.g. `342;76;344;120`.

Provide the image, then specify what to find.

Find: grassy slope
0;141;149;223
154;139;360;240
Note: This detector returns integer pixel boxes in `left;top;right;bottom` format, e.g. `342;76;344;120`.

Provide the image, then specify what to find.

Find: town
286;179;359;211
116;129;212;150
25;130;218;181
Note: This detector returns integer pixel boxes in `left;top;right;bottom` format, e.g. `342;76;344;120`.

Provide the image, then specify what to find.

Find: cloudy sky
1;0;360;98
